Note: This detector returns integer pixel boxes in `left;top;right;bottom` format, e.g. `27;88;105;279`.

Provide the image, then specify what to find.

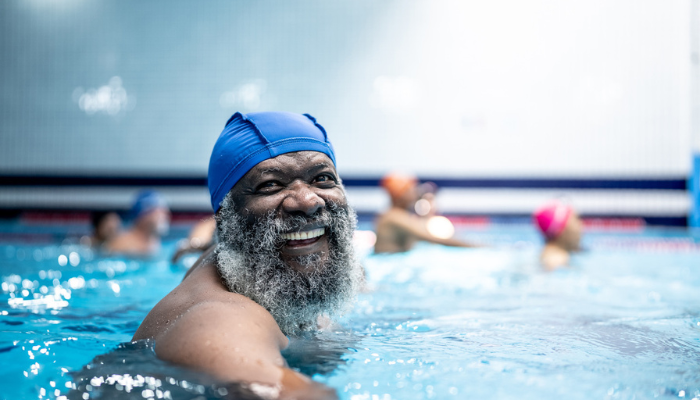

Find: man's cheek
242;211;265;226
328;191;348;206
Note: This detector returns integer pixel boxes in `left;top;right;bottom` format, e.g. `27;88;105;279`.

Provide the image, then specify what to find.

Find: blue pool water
1;221;700;400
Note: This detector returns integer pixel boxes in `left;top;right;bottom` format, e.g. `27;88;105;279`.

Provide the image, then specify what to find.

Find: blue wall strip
0;175;689;190
690;154;700;228
366;177;687;190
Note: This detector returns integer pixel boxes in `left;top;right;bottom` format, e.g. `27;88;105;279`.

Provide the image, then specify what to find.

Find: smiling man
133;112;363;399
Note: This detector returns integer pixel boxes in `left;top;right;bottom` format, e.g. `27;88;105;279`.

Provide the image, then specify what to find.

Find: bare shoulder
155;299;288;382
540;245;570;271
133;254;285;345
384;208;418;227
104;231;134;252
376;209;412;233
105;230;151;255
132;253;291;384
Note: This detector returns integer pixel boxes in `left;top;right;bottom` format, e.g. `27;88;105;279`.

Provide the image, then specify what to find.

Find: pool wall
0;1;696;230
0;174;692;226
691;154;700;228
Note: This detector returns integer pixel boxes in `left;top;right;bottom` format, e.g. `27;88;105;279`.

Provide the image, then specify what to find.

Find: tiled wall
0;0;694;178
0;1;697;221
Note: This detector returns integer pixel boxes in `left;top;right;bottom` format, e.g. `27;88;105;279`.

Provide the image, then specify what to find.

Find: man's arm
387;211;478;248
540;245;570;271
172;217;217;263
180;245;216;281
155;301;337;399
104;232;148;255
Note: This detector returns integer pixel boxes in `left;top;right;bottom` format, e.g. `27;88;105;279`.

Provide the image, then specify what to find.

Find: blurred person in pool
374;172;478;253
171;215;217;263
133;111;363;399
89;210;122;247
533;199;583;270
105;190;171;256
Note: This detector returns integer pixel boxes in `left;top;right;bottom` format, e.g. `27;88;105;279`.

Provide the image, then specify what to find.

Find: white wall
331;0;692;178
0;0;693;179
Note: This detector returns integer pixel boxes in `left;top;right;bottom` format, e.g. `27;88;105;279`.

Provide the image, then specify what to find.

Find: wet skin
105;208;170;256
540;212;583;270
228;151;347;272
133;151;345;399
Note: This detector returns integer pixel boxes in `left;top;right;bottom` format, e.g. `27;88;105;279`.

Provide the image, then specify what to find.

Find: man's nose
282;181;325;216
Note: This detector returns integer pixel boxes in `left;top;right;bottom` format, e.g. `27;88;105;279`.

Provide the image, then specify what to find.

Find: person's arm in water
540;244;570;271
155;302;335;399
385;209;478;248
105;231;152;256
172;217;217;263
133;259;338;399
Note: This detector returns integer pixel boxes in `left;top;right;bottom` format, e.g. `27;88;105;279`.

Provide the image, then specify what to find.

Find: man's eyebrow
308;163;335;174
258;167;283;175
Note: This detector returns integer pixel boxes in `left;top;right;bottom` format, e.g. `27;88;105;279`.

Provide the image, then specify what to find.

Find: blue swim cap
130;190;168;220
208;111;336;211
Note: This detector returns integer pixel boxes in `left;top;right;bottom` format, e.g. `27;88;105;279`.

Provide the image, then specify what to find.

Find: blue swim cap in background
130;190;168;220
208;111;336;211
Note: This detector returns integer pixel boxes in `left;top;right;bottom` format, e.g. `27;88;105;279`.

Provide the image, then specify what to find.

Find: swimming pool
1;220;699;400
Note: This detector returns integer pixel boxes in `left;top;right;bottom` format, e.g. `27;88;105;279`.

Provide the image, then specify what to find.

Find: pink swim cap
533;200;573;240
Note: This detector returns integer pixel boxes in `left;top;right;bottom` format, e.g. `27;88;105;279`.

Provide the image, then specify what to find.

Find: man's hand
277;368;338;400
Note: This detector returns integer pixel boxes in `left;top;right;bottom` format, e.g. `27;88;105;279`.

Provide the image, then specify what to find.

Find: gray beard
214;192;363;335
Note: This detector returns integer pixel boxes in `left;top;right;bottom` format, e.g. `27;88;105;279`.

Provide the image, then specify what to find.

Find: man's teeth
282;228;325;241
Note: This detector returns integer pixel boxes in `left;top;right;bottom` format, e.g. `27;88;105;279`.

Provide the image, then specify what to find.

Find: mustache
239;203;347;250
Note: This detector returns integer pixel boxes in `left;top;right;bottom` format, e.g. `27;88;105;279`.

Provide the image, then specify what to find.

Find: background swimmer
533;199;583;270
106;190;171;256
374;172;478;253
89;211;122;248
171;216;216;263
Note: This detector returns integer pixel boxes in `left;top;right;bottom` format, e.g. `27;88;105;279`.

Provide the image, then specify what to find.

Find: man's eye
314;174;336;184
257;181;281;192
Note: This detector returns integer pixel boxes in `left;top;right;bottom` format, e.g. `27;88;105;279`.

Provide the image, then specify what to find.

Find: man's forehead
233;151;335;188
253;151;334;173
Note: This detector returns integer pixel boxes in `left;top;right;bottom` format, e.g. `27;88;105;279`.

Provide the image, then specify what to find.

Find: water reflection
282;328;361;377
66;341;260;400
73;77;134;116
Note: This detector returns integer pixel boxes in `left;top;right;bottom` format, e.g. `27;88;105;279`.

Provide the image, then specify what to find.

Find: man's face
396;185;419;211
227;151;348;271
138;208;171;237
557;212;582;251
214;151;362;335
96;212;122;242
